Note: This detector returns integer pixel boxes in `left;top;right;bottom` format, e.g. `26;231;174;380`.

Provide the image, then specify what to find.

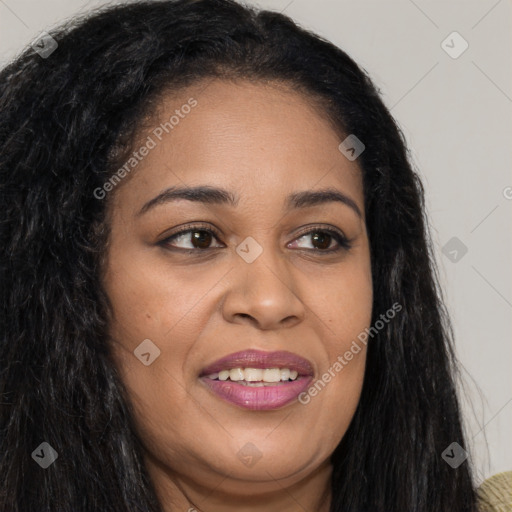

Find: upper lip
200;349;314;377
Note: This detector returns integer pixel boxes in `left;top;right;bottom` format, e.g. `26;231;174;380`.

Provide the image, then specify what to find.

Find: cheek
300;341;367;452
299;255;371;439
312;252;373;341
102;249;214;345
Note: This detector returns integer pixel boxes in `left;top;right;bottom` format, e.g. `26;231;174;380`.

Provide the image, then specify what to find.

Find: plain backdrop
1;0;510;485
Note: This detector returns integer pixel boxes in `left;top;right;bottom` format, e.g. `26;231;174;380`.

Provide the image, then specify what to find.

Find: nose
221;247;306;331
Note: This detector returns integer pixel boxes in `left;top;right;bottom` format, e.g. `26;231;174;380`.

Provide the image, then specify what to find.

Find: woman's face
103;79;372;508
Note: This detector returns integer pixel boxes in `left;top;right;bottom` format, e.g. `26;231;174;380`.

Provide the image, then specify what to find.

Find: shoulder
477;471;512;511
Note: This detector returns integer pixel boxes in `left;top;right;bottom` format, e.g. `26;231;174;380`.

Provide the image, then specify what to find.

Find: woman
0;0;480;510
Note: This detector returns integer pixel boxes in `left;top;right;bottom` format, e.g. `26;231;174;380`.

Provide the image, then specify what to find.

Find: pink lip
199;349;314;410
200;349;314;377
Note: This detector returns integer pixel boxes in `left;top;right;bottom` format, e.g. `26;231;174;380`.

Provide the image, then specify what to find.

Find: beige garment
477;471;512;512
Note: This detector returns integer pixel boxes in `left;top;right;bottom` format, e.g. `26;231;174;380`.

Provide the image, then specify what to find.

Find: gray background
1;0;510;484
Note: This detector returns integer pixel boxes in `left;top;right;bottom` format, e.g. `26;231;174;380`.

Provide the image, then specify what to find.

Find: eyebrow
137;184;362;219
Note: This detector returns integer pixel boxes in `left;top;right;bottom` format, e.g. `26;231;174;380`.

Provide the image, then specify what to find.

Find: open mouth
204;367;301;386
199;350;314;410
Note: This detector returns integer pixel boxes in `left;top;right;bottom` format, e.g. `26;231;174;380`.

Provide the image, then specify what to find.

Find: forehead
110;78;364;217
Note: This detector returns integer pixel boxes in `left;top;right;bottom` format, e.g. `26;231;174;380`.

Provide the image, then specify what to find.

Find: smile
200;349;314;410
205;367;299;383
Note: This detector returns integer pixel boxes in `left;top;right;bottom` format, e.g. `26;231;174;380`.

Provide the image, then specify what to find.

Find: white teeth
262;368;281;382
280;368;290;381
245;368;263;381
229;368;244;381
206;367;300;382
218;370;230;381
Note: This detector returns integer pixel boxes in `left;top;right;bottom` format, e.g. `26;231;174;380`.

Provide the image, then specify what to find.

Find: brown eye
160;226;224;251
189;230;214;249
310;232;332;250
160;224;351;255
289;227;351;253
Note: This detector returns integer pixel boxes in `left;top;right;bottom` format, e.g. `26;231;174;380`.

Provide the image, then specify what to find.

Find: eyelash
159;223;352;255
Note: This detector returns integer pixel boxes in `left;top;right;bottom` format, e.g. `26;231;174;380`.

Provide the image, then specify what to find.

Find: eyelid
159;222;351;253
293;224;347;241
290;225;352;252
160;222;223;241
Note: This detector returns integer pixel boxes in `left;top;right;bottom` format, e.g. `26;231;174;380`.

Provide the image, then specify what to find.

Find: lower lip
201;376;313;410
